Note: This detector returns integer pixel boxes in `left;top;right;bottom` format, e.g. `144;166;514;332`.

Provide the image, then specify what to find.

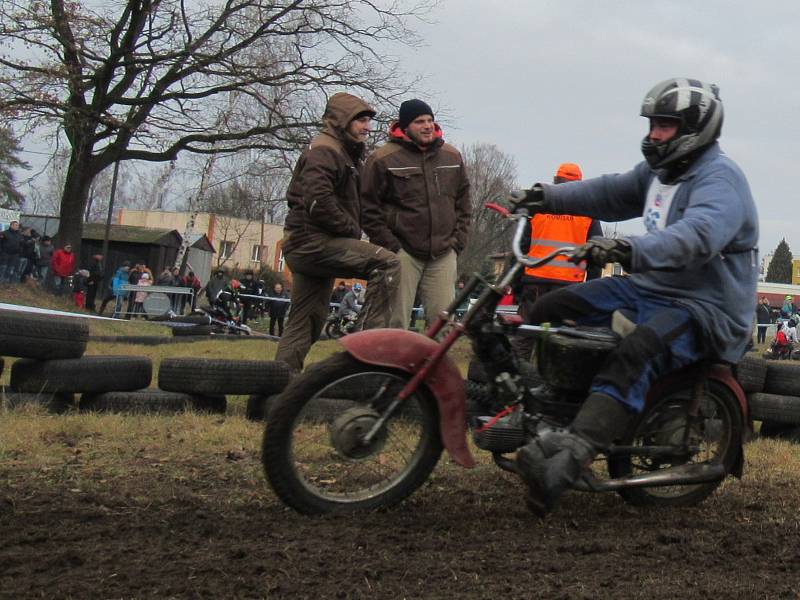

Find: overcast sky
390;0;798;255
12;1;798;257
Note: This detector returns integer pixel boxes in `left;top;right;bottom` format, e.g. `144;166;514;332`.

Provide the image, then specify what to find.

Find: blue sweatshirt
544;143;758;363
111;267;130;296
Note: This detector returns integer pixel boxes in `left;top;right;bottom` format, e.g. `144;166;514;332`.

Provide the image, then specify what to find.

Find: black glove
507;184;549;214
571;238;632;270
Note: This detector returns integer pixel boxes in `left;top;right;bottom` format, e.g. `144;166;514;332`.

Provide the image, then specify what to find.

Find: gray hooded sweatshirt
544;143;758;363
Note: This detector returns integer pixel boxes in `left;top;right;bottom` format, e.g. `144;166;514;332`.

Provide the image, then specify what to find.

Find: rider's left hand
507;184;549;214
571;238;632;270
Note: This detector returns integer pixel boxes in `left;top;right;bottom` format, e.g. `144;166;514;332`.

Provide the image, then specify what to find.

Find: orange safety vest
525;214;593;282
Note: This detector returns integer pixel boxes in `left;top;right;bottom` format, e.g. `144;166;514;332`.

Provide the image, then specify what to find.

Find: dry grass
2;283;795;513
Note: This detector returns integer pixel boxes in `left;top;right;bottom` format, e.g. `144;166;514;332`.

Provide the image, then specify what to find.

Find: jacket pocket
433;164;462;197
387;167;425;202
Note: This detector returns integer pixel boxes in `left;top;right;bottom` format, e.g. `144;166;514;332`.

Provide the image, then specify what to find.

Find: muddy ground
2;443;800;599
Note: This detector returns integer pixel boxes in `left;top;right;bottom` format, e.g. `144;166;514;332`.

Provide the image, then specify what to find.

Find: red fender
340;329;476;468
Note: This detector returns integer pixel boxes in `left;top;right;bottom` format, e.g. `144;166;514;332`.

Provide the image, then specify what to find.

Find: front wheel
324;320;343;340
262;352;443;514
607;380;743;507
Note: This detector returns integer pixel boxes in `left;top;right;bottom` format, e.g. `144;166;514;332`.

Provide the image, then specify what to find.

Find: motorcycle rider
513;78;758;516
239;269;259;324
337;282;363;333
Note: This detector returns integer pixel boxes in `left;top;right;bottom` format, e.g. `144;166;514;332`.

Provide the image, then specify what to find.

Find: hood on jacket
322;93;376;135
388;121;444;145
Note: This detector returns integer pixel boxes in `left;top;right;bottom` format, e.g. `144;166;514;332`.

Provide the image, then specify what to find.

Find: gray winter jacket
543;143;758;363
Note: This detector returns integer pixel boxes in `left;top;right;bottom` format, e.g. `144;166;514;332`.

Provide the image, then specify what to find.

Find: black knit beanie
398;99;434;130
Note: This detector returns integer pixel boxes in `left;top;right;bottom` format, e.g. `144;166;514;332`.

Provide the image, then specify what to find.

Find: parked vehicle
262;201;747;515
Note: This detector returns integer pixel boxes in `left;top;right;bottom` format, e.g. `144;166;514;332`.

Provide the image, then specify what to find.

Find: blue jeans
529;276;703;413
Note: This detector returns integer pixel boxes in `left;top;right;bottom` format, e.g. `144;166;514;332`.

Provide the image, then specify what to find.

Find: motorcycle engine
472;411;526;454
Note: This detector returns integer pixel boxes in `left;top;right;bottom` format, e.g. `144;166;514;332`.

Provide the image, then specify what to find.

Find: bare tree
0;0;433;253
0;126;28;209
458;142;518;278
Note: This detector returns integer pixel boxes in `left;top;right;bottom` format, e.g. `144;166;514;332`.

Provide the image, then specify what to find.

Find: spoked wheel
324;321;343;340
262;352;443;514
607;380;743;507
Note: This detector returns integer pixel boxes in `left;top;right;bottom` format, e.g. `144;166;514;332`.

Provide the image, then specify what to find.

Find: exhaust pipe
574;463;727;492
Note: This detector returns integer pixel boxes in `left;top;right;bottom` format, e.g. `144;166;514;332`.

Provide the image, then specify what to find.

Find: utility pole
100;160;121;283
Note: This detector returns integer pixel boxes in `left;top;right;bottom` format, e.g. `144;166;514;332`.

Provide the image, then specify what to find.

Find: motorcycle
262;201;748;515
169;288;252;336
324;310;360;340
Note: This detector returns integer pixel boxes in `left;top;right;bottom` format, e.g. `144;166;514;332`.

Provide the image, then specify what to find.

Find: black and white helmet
640;78;724;169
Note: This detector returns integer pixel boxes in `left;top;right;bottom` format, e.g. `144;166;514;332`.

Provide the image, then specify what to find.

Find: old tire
159;358;291;396
263;352;443;515
170;314;212;325
0;310;88;360
735;355;768;394
246;394;277;421
3;391;75;414
80;390;226;414
759;420;800;442
172;325;213;337
10;356;152;394
748;392;800;425
764;361;800;396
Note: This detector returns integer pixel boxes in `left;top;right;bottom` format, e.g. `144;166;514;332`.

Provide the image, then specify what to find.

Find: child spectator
133;271;152;318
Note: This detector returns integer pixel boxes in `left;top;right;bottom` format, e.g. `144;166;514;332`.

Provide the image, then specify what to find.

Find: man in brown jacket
275;92;400;372
361;99;471;329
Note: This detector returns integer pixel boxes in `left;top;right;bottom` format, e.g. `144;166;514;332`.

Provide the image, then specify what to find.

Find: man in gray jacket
514;78;758;516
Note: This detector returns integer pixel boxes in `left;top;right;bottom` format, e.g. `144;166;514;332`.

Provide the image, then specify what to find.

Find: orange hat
555;163;583;181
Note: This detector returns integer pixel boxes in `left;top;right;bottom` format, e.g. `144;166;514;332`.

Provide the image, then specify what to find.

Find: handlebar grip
485;202;510;217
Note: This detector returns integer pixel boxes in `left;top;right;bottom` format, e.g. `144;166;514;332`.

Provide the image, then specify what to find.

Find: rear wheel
607;380;742;507
262;352;443;514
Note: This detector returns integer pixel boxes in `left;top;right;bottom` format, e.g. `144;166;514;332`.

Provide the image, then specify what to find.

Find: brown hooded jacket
282;92;376;254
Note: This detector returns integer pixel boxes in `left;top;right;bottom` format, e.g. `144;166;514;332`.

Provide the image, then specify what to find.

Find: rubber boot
516;392;632;517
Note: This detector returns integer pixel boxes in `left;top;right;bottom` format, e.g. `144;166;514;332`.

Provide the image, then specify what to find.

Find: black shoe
517;392;632;516
516;430;595;517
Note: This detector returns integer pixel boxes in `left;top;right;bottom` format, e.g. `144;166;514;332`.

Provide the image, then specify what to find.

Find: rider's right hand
507;184;549;214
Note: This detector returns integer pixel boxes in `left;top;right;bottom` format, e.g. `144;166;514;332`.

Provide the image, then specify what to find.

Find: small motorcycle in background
324;310;359;340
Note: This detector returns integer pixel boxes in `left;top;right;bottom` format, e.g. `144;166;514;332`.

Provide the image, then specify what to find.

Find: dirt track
2;444;800;600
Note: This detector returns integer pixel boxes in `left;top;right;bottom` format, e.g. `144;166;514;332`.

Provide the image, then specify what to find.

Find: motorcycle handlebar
510;212;578;268
484;201;578;268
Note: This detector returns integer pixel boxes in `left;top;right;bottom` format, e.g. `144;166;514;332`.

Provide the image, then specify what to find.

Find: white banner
0;208;20;230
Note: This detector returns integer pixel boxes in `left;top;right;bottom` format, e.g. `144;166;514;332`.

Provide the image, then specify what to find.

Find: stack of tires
737;354;800;442
1;310;151;413
157;358;292;419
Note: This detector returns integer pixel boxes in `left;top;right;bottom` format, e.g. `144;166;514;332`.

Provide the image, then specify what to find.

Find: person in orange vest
513;163;603;360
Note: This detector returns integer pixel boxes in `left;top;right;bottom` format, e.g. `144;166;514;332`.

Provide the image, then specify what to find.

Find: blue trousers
529;276;703;413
